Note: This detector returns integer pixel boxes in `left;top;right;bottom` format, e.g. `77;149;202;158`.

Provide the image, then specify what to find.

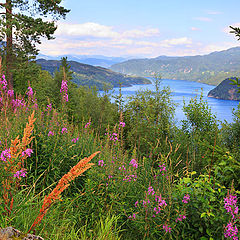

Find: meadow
0;64;240;240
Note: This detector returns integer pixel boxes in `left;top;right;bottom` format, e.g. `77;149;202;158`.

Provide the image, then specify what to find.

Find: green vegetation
0;3;240;239
0;60;240;239
36;59;151;90
111;47;240;85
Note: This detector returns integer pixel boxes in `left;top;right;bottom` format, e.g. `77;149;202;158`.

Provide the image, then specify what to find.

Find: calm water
106;79;240;124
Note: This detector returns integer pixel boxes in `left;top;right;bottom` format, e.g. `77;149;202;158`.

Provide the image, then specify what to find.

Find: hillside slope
36;59;151;90
111;47;240;85
208;77;240;100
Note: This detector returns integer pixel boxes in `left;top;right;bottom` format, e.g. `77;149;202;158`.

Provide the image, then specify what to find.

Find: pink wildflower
163;224;171;233
48;131;54;136
182;194;190;204
129;159;138;168
0;148;11;162
7;90;14;97
13;169;27;179
60;79;68;102
61;127;68;134
27;86;33;97
22;148;33;157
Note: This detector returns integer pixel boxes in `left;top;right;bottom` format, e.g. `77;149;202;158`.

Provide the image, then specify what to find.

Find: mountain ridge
110;47;240;85
36;59;151;90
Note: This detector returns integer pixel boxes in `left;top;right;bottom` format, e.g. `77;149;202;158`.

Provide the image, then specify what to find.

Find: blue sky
39;0;240;57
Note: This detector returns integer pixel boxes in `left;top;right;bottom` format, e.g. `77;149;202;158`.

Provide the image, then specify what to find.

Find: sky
38;0;240;58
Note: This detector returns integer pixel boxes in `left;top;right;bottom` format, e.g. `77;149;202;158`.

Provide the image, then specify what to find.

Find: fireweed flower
224;194;238;219
176;214;186;222
48;131;54;136
123;174;137;182
148;186;155;195
119;121;125;128
46;103;52;111
71;137;79;143
98;160;104;167
0;148;11;161
129;159;138;168
22;148;33;158
85;121;91;129
7;89;14;97
224;222;238;240
159;163;167;175
13;169;27;179
0;75;7;90
61;127;68;134
60;79;68;102
135;201;138;207
128;213;136;220
182;194;190;203
27;86;33;97
163;224;171;233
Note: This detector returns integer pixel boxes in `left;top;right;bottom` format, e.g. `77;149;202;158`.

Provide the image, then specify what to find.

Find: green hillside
208;77;240;100
36;59;151;90
111;47;240;85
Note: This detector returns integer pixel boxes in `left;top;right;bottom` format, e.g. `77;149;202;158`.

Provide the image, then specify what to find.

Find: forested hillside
36;59;151;90
111;47;240;85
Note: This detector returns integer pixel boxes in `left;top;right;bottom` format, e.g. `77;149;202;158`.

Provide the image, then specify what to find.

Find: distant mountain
37;54;127;68
208;77;240;100
36;59;151;90
111;47;240;85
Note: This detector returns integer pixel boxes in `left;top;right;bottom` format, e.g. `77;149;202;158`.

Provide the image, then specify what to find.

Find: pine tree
0;0;70;89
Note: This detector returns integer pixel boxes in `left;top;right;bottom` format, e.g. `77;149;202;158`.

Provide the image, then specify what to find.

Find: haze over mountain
36;59;151;90
110;47;240;85
37;54;128;68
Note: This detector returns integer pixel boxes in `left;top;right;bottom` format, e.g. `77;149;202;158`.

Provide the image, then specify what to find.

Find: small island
208;77;240;100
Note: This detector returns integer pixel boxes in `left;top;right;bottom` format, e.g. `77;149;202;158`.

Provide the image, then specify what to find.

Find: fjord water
110;79;240;124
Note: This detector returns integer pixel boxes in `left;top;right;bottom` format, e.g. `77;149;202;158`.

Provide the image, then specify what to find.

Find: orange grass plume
28;151;100;233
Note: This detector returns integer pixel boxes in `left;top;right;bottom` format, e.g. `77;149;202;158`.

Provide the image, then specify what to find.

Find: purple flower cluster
163;224;171;233
46;103;52;112
0;75;7;90
98;160;105;167
60;79;68;102
148;186;155;195
224;194;239;240
71;137;79;143
224;194;239;219
61;127;68;134
128;213;136;220
22;148;33;158
123;174;137;182
159;163;167;175
129;159;138;168
224;222;238;240
119;121;125;128
0;148;11;162
7;90;14;98
48;131;54;136
13;169;27;179
176;214;186;222
182;194;190;204
12;98;26;109
27;86;33;97
85;121;91;129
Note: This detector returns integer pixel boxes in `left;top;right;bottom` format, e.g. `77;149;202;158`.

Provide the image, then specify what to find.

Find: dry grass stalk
2;111;36;215
28;151;100;233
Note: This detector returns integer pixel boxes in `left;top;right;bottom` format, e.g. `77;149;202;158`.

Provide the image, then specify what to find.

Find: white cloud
160;37;192;47
194;17;212;22
55;22;119;38
55;22;160;39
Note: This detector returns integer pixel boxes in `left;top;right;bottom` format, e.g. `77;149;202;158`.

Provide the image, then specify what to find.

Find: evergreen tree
0;0;69;89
